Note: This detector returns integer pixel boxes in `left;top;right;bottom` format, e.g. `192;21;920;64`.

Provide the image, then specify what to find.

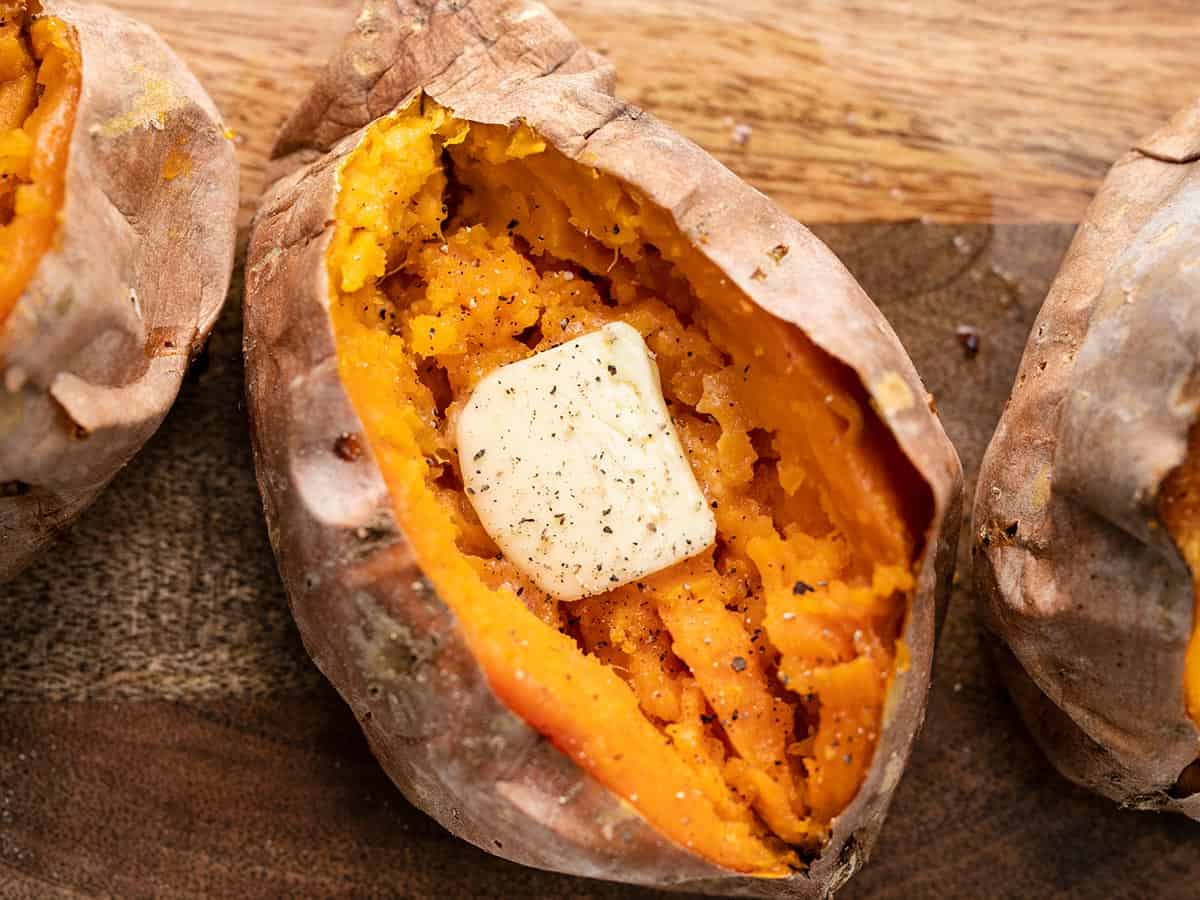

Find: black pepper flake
793;580;814;595
731;656;747;672
516;586;525;597
647;523;657;533
602;525;613;534
473;449;486;461
607;364;617;375
507;218;519;230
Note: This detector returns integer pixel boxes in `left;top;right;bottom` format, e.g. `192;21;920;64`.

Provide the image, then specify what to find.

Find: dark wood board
4;222;1198;898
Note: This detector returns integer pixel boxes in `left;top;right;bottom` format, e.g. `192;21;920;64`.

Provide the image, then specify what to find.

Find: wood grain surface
100;0;1200;228
4;1;1200;898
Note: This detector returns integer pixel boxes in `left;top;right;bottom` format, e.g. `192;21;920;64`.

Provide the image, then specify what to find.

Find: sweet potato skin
244;0;962;893
0;1;238;581
973;99;1200;816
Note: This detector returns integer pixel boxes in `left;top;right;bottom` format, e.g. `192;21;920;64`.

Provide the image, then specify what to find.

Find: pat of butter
456;321;716;601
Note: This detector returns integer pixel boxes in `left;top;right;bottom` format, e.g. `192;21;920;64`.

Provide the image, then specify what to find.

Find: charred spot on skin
835;832;866;884
976;524;992;548
351;522;398;557
334;432;364;461
977;521;1019;548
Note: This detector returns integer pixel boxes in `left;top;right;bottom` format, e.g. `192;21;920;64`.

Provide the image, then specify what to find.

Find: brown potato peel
974;98;1200;816
0;1;239;580
245;0;962;893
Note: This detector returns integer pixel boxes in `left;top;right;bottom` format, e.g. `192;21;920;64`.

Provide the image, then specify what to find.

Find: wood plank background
107;0;1200;229
5;1;1200;898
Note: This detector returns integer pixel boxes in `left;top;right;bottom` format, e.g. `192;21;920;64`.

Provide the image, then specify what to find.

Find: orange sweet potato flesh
0;1;79;328
1159;423;1200;731
328;102;925;874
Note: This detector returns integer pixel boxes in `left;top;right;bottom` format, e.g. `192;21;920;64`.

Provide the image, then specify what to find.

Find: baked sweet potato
974;99;1200;816
245;0;961;892
0;0;238;580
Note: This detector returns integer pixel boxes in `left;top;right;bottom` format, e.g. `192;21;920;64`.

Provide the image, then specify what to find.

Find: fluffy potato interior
1159;424;1200;736
0;1;80;327
329;98;930;874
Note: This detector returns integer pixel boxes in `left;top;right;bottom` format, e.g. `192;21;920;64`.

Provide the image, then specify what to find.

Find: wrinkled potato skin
244;0;962;894
973;99;1200;817
0;1;238;581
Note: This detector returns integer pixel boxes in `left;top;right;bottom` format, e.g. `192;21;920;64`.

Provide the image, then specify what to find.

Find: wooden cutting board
4;2;1200;897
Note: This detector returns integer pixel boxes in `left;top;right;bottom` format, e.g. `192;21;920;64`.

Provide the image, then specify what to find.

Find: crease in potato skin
328;97;929;875
0;0;80;328
1158;421;1200;735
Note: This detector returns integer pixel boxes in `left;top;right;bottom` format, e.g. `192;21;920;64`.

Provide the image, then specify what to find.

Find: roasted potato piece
0;0;238;580
245;0;961;892
974;99;1200;816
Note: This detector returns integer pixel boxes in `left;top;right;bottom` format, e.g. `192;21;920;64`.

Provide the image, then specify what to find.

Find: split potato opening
0;0;79;326
328;97;932;874
1159;425;1200;745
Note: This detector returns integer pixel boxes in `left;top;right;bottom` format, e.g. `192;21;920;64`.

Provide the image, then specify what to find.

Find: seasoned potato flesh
0;1;79;327
328;99;927;874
